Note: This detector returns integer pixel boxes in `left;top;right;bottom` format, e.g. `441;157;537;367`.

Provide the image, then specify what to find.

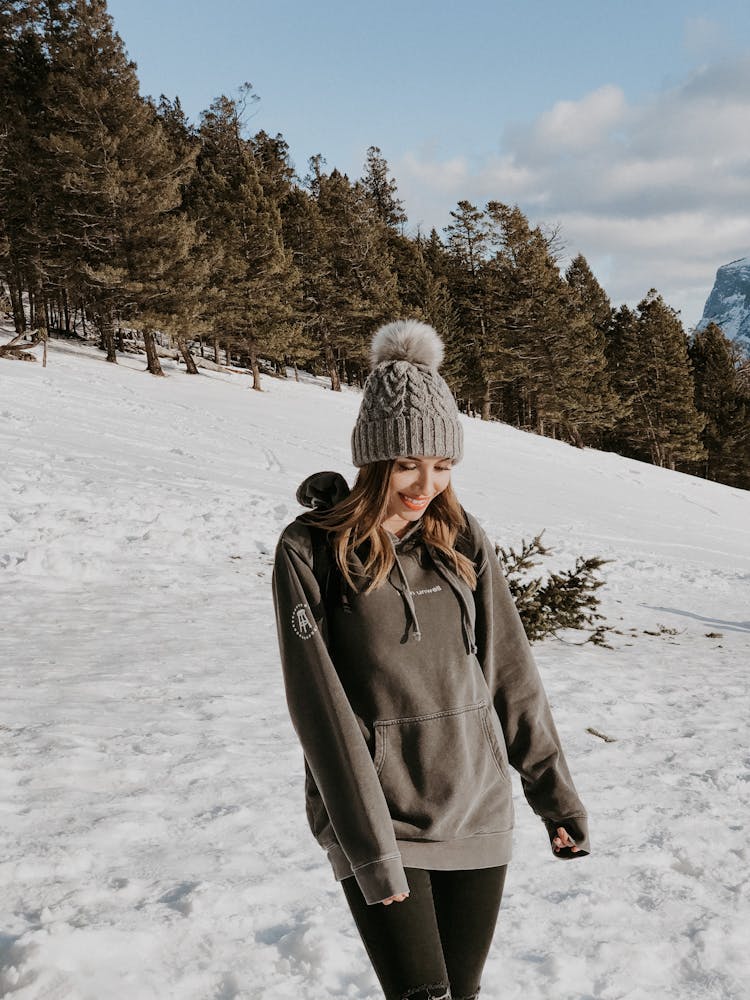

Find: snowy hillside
698;256;750;349
1;335;749;1000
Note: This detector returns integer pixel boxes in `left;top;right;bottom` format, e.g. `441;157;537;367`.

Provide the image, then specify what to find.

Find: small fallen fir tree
493;529;615;648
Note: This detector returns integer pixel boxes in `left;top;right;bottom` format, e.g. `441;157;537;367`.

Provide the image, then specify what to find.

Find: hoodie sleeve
472;523;591;860
271;531;410;904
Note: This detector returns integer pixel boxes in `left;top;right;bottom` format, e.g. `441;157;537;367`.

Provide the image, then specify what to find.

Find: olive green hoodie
271;471;590;905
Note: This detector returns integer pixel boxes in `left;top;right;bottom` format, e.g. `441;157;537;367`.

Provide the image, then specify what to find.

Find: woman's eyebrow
404;456;452;462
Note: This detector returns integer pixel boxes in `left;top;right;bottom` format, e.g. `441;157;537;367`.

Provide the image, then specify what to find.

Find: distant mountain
697;257;750;348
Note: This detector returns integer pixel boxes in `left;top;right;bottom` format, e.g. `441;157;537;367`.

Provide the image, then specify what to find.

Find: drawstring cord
390;547;423;643
337;531;477;655
425;545;478;656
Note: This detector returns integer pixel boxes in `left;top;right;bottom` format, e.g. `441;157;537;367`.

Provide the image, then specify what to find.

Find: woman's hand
381;891;410;905
553;826;580;853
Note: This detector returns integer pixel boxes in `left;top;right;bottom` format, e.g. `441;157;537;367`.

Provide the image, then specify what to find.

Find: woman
271;320;590;1000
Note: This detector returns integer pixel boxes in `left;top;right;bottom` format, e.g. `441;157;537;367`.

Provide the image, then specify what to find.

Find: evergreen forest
1;1;749;488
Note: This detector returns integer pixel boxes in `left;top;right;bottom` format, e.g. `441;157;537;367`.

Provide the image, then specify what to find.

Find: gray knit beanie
351;319;464;468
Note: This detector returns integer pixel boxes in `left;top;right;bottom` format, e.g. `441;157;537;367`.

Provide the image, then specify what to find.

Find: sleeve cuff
544;814;591;859
352;853;409;905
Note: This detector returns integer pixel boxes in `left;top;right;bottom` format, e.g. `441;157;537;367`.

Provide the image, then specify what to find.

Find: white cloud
526;85;630;154
400;152;469;193
395;53;750;328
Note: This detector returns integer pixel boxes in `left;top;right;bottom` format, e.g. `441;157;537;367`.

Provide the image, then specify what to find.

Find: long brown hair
301;459;477;594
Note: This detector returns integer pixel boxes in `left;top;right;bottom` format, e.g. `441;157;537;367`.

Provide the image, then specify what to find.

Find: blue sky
108;0;750;328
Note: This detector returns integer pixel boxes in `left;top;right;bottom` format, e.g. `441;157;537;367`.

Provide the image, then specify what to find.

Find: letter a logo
291;602;318;640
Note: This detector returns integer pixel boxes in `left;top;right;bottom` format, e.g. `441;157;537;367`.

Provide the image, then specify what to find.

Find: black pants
341;865;508;1000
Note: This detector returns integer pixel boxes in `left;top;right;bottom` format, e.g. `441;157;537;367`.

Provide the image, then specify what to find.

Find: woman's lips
399;493;431;510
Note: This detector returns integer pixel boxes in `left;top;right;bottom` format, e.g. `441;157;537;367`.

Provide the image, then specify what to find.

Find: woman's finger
555;826;580;851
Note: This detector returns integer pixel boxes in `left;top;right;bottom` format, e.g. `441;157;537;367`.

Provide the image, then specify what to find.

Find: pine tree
121;94;208;376
0;0;53;351
485;203;619;445
305;159;399;390
560;252;624;446
410;233;458;332
399;230;462;404
40;0;187;362
689;321;750;486
628;290;707;469
250;130;296;205
361;145;407;230
360;146;455;356
565;254;612;337
422;228;450;279
150;96;207;372
444;201;494;416
278;180;329;378
603;304;639;454
249;128;306;373
185;92;296;389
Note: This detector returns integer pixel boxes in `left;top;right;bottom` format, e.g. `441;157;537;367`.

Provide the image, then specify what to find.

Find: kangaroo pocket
372;699;513;841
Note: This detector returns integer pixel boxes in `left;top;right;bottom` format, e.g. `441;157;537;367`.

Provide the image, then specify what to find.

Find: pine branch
493;532;616;647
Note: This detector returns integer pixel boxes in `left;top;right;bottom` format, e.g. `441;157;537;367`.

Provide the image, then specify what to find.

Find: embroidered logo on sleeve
291;602;318;640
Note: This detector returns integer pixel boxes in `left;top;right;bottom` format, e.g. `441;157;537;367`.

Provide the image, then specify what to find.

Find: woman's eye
398;464;451;472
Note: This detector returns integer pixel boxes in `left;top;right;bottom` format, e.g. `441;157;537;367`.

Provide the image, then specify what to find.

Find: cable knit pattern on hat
351;320;464;467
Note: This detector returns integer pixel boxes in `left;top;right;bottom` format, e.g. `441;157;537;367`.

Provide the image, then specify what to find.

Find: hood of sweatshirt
294;470;477;655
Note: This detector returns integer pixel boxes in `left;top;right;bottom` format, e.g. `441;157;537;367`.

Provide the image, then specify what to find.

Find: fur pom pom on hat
351;319;464;468
370;319;445;371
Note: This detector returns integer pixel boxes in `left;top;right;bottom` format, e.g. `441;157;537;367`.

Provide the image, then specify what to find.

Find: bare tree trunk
9;261;26;334
323;335;341;392
143;327;165;376
563;420;584;449
249;337;262;390
177;335;198;374
481;379;492;420
97;305;117;363
62;288;71;334
8;287;23;333
30;267;49;362
213;335;220;364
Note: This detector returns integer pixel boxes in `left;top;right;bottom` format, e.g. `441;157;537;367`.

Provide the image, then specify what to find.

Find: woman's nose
415;473;435;495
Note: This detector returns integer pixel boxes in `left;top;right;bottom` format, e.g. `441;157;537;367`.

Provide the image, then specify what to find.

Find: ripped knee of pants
400;985;451;1000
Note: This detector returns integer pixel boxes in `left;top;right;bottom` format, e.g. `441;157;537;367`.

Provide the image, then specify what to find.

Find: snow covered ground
1;332;749;1000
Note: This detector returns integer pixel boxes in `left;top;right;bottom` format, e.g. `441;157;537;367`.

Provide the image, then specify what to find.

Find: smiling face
381;455;454;535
